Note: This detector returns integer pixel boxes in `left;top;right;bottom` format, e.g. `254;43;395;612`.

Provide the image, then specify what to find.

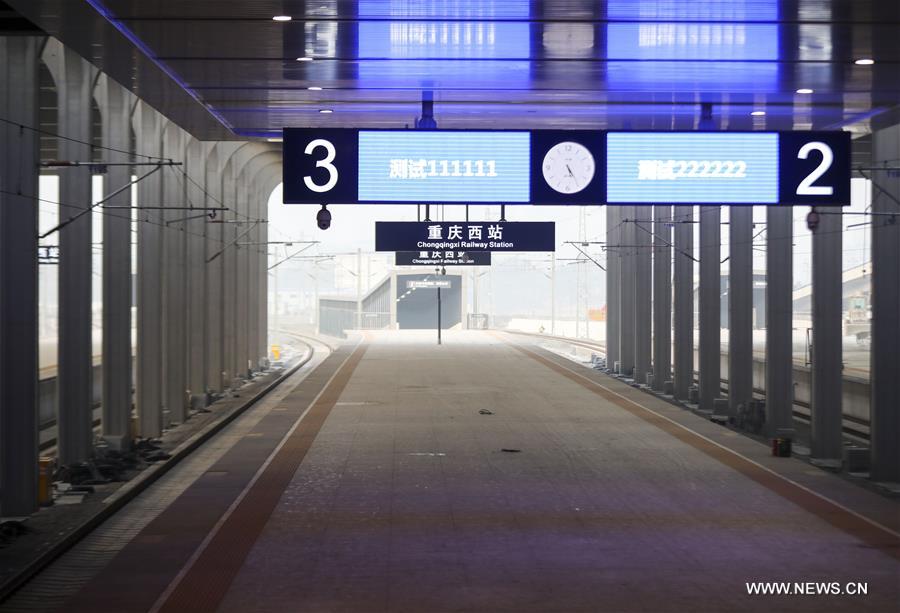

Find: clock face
542;141;595;194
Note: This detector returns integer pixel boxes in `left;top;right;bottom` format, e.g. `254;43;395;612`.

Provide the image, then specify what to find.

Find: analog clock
542;141;595;194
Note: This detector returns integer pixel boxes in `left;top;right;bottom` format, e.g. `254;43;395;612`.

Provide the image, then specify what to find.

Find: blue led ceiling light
605;0;780;90
357;0;532;87
358;0;530;19
607;0;779;22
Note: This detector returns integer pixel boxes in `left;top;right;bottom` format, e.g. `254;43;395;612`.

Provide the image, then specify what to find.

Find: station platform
9;331;898;613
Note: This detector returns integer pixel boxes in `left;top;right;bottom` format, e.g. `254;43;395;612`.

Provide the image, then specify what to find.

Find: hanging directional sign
375;222;555;252
396;251;492;266
407;279;452;289
283;128;850;206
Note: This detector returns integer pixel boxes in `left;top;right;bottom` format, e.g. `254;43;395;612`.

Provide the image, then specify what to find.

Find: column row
0;37;278;515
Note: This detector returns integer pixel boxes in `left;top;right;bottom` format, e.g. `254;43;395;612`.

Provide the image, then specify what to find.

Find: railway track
504;329;871;442
36;331;323;455
1;330;331;606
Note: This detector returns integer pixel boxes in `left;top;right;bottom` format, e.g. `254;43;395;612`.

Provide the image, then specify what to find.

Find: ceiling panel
6;0;899;140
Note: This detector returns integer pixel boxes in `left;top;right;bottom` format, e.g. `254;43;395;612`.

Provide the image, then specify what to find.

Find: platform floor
21;331;900;612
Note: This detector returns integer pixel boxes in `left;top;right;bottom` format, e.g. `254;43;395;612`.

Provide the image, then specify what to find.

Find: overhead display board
606;132;779;204
283;128;849;206
375;222;555;252
358;131;531;203
396;251;492;266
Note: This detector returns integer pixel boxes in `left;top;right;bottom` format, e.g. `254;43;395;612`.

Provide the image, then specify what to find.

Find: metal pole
810;207;843;466
699;205;721;413
728;206;753;416
652;205;672;391
869;124;900;481
437;286;442;345
765;205;794;437
551;252;556;335
673;206;694;399
356;247;362;329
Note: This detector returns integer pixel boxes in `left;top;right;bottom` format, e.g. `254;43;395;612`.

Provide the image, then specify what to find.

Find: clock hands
565;163;579;188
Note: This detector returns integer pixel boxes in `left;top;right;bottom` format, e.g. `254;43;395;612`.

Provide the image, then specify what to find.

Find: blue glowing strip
606;0;778;22
606;23;778;61
84;0;235;133
606;132;779;204
358;131;530;203
358;22;530;58
358;0;530;19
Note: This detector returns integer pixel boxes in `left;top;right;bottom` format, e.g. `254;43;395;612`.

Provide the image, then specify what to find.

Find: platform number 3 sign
303;139;338;193
283;129;358;204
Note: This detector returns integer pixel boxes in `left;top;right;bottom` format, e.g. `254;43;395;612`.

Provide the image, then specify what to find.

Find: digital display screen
358;131;531;203
606;132;779;204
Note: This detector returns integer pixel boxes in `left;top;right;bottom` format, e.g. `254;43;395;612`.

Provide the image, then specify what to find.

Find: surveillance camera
316;205;331;230
806;209;820;232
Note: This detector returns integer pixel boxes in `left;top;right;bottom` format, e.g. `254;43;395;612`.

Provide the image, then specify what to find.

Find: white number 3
796;141;833;196
303;138;338;193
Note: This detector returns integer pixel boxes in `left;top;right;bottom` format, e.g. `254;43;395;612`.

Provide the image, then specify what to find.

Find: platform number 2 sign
796;142;834;196
779;132;849;205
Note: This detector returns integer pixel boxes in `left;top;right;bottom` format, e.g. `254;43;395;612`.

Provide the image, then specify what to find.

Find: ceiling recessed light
319;109;333;113
296;56;313;62
307;86;322;91
796;88;814;94
750;110;766;116
272;15;292;21
854;58;875;65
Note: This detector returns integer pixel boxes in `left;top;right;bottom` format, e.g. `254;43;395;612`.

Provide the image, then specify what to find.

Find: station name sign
375;222;555;253
283;128;850;206
396;251;492;266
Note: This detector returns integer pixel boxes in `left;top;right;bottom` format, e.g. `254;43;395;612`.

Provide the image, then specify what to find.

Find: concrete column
652;205;672;390
605;206;620;369
618;207;635;376
809;207;843;465
204;145;229;393
870;124;900;482
162;125;187;425
698;206;721;413
765;205;793;436
97;75;133;449
246;180;260;371
223;168;239;386
634;212;652;385
0;35;42;516
134;102;165;438
185;140;207;408
234;178;250;379
46;44;97;464
673;206;694;400
728;206;754;416
259;184;270;364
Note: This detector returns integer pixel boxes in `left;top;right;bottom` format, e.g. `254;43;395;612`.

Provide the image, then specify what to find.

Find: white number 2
796;141;833;196
303;138;338;193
